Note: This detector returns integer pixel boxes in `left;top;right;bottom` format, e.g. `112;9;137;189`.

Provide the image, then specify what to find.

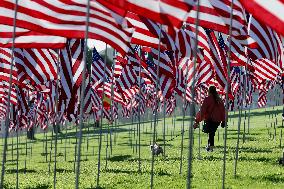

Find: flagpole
0;0;19;187
45;124;48;163
186;0;200;188
15;102;20;189
25;89;31;175
163;99;166;157
222;0;234;188
234;69;243;178
110;49;117;156
49;124;54;175
247;62;251;134
96;43;108;188
53;49;61;189
197;86;202;160
150;23;162;189
243;59;249;143
105;47;116;170
75;0;91;188
138;46;142;172
64;121;68;162
11;126;14;162
180;21;199;173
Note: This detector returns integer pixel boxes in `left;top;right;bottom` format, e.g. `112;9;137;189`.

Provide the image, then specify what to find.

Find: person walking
194;86;225;152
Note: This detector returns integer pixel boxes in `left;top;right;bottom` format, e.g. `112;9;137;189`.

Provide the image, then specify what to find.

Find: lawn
1;106;284;188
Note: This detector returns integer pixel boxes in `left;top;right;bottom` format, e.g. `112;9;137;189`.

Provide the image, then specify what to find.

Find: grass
1;106;284;188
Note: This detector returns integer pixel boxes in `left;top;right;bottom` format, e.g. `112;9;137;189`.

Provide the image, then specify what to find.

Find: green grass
1;106;284;188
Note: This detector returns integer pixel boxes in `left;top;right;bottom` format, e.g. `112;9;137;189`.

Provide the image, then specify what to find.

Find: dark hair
208;86;221;103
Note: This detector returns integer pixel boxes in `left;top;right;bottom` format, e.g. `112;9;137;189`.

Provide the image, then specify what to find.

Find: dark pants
206;120;220;147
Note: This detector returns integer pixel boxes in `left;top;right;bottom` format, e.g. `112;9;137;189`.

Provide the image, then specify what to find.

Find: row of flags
0;0;283;131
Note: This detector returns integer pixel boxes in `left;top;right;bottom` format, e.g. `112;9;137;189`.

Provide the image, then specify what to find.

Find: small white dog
150;143;163;156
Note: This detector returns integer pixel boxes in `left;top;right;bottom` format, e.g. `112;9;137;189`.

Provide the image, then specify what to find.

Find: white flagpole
234;69;243;178
96;43;108;188
186;0;200;188
138;46;142;172
150;24;162;189
75;0;91;188
0;0;19;187
105;47;116;170
222;0;234;188
53;49;61;189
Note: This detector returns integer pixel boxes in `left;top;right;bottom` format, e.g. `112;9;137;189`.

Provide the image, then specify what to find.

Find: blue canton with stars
218;33;226;49
92;48;103;62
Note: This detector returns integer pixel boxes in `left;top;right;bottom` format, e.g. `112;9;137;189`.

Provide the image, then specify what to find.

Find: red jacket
195;95;225;123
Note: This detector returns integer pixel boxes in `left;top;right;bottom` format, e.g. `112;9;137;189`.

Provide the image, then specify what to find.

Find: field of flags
0;0;283;189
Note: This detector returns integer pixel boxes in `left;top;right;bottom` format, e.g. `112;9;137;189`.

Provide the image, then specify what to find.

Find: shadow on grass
85;186;106;189
228;109;282;119
203;156;223;161
176;117;194;122
226;129;238;132
108;155;132;162
3;183;50;189
41;153;49;156
67;158;89;163
250;173;284;183
226;136;257;141
226;132;260;136
238;156;273;163
117;142;149;147
126;155;174;163
5;168;36;174
37;127;130;142
25;184;50;189
5;159;15;162
55;168;73;173
105;168;171;176
5;162;16;166
239;147;273;153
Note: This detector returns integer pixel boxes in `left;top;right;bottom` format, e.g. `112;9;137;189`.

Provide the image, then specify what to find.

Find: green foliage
1;106;284;188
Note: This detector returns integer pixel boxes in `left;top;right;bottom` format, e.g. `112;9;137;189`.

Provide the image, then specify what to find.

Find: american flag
58;39;85;122
187;0;228;34
175;57;194;96
188;0;246;35
91;47;112;89
27;102;36;118
0;0;133;54
116;63;138;94
0;48;21;86
59;39;84;99
185;25;214;86
239;0;284;36
175;29;194;59
230;67;241;96
141;18;177;51
258;89;267;108
166;95;176;116
204;29;228;92
142;49;176;99
125;12;161;49
0;82;17;106
0;24;66;48
248;15;282;62
21;48;58;85
187;0;256;47
195;60;214;87
126;46;154;85
97;0;196;29
252;58;281;83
